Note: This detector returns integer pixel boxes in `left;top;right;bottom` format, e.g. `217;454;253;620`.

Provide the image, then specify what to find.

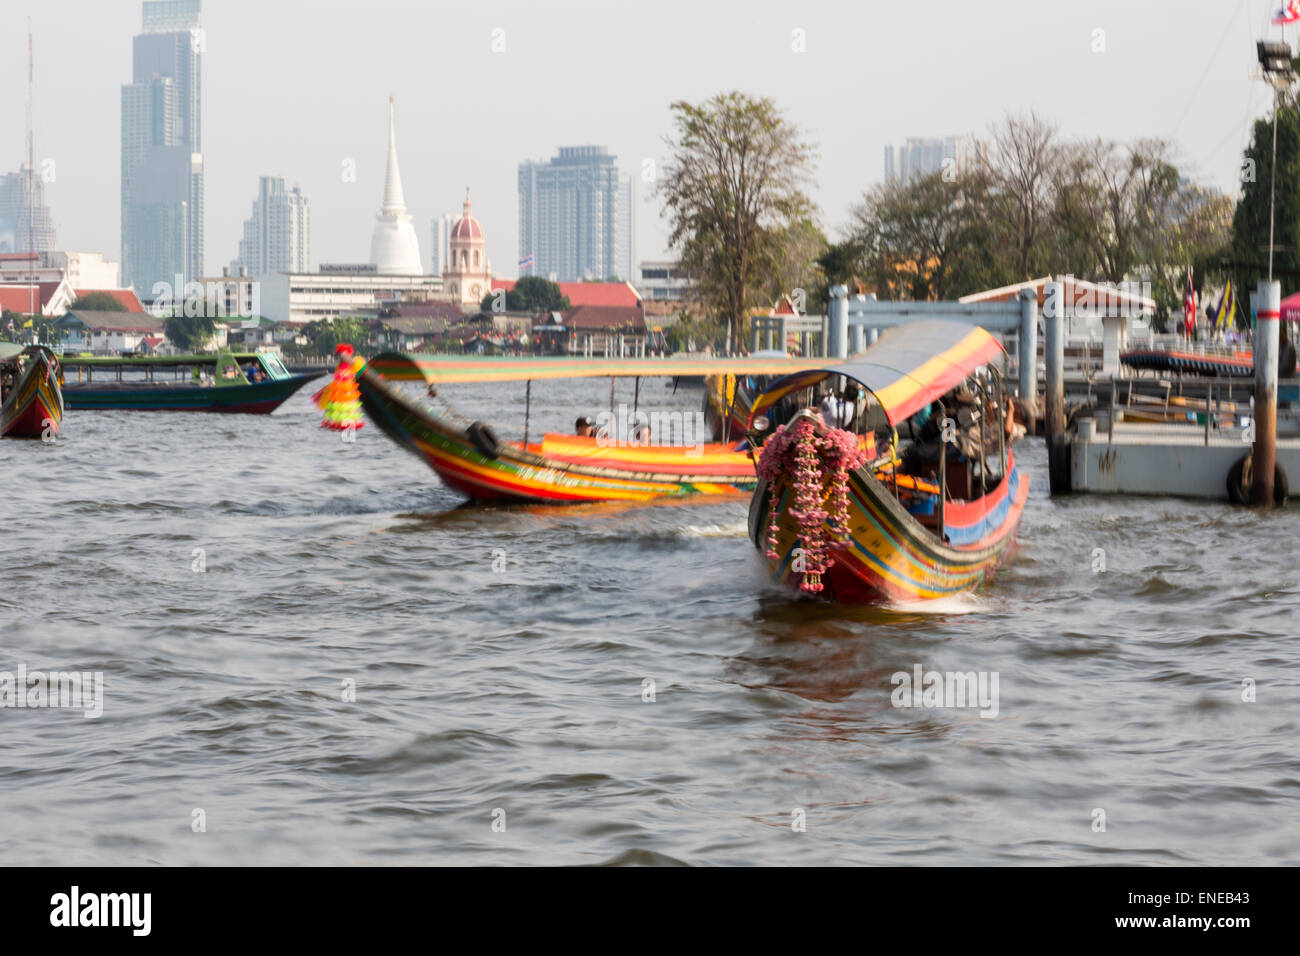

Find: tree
659;91;817;352
989;111;1060;280
480;276;571;314
69;292;127;311
303;316;370;356
761;217;827;312
1229;90;1300;290
163;313;217;352
853;170;1000;301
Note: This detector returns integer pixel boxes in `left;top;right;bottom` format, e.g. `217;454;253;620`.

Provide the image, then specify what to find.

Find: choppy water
3;376;1298;865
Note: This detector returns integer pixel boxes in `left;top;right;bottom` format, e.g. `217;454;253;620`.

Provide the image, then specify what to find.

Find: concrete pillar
776;316;788;354
750;322;760;353
1101;314;1126;376
801;331;812;356
828;286;848;359
850;324;866;354
1254;280;1280;506
1018;288;1038;427
1044;280;1070;494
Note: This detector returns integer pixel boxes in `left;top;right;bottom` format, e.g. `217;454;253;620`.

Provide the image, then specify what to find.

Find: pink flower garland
756;418;868;592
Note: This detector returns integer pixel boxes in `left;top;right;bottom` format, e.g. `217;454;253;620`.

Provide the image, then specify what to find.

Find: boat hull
1;351;63;439
61;373;320;413
358;366;756;504
750;453;1029;604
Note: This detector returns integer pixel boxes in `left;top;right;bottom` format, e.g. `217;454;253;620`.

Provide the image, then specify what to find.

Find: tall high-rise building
517;146;634;282
883;135;986;184
369;99;422;276
121;0;204;300
0;167;57;254
430;212;456;276
230;177;310;277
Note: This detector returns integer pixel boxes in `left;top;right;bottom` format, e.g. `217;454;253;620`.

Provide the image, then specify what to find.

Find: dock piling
1253;280;1280;506
1018;288;1038;433
1044;281;1070;493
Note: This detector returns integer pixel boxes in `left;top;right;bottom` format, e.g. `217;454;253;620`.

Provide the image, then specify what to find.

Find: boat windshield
257;353;290;380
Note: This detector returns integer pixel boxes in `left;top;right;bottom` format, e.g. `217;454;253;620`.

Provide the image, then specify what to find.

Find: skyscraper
121;0;204;300
430;212;455;276
883;135;986;184
231;177;310;278
518;146;634;282
0;167;57;254
369;99;422;276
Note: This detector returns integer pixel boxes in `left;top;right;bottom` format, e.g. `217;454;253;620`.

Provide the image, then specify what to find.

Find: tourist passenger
575;415;596;437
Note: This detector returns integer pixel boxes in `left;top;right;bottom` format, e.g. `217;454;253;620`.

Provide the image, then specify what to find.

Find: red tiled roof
0;252;38;261
492;279;641;308
0;284;57;313
74;289;145;313
550;304;647;332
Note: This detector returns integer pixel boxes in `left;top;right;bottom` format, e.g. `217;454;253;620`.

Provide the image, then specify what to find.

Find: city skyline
0;0;1274;285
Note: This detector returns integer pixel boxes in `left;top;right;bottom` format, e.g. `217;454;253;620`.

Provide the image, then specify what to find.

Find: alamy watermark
595;403;709;456
0;664;103;718
891;664;999;718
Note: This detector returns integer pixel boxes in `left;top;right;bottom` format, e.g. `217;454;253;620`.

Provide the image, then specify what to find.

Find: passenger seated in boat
575;415;596;437
632;422;651;444
222;364;239;380
246;363;264;383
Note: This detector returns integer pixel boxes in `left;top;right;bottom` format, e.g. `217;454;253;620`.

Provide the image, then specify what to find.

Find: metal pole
523;379;532;447
1270;86;1279;282
1254;280;1280;506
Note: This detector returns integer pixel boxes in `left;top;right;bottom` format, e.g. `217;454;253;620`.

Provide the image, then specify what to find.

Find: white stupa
369;98;424;275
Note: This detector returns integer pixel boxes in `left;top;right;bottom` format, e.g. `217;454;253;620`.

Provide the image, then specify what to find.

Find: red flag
1183;270;1196;336
1275;1;1300;25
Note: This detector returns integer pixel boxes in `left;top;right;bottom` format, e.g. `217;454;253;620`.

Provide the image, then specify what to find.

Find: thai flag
1275;1;1300;24
1184;270;1196;336
518;254;534;273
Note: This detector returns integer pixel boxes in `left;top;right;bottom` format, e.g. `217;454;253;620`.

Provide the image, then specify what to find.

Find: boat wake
887;592;991;615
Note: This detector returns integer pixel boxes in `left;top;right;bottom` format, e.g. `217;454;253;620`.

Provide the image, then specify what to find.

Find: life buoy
1227;455;1289;506
466;421;501;459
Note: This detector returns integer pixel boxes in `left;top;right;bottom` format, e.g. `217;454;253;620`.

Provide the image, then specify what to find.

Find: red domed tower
443;188;492;305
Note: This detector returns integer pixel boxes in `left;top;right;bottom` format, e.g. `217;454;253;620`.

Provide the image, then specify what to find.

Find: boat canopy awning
364;352;833;384
748;319;1005;427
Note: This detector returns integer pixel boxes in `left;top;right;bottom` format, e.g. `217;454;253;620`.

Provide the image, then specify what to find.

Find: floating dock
1068;414;1300;500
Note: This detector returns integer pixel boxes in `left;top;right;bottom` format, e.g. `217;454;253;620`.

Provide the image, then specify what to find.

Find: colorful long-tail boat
1;344;63;440
746;320;1029;604
357;351;830;504
58;350;321;414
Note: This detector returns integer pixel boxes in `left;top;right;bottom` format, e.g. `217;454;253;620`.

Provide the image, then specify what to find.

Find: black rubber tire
466;421;501;459
1227;455;1288;506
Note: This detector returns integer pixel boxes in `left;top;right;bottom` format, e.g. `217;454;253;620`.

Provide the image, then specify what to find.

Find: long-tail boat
58;350;321;413
1;344;64;439
746;320;1029;604
357;351;829;504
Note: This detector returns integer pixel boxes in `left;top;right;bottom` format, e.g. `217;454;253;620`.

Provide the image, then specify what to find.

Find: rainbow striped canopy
749;319;1005;426
364;352;832;383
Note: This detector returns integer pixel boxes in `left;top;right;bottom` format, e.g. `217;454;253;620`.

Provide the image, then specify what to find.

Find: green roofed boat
59;350;322;414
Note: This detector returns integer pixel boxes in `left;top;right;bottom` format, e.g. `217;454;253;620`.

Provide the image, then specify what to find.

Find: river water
2;376;1297;865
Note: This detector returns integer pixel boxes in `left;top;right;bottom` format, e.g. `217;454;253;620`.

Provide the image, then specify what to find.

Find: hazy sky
0;0;1283;279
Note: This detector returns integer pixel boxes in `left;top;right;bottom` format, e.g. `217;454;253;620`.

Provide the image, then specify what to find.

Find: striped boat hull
359;366;757;504
749;453;1029;604
1;352;63;440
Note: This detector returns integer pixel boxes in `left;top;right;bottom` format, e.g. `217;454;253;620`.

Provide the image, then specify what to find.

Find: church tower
443;188;491;306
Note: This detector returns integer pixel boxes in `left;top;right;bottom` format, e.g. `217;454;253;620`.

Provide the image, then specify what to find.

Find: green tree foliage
163;313;217;352
659;91;817;352
68;292;128;311
302;316;370;356
1229;91;1300;292
480;276;571;314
